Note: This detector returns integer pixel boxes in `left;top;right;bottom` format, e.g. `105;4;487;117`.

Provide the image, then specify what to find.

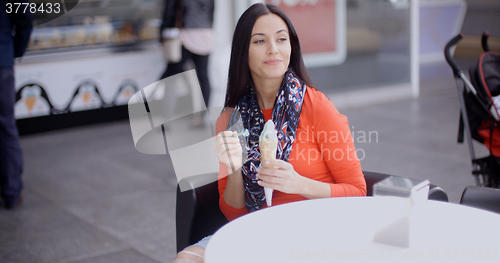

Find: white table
205;197;500;262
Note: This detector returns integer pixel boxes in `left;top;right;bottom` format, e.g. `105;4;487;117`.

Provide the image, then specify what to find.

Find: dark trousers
0;66;23;206
160;46;211;108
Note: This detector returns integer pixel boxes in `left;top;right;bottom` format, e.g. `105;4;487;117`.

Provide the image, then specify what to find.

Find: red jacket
216;87;367;221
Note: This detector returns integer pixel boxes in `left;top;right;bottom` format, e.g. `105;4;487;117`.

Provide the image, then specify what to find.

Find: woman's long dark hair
224;3;313;107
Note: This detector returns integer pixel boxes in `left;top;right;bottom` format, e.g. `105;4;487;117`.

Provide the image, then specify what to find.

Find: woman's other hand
214;131;243;174
256;159;304;194
256;159;332;199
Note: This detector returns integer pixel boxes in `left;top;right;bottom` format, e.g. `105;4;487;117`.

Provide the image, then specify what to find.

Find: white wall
208;0;237;108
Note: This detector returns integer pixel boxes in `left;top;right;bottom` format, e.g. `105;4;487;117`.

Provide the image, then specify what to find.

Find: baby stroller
445;32;500;188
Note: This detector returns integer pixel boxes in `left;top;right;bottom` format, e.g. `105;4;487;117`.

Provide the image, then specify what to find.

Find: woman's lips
264;59;282;65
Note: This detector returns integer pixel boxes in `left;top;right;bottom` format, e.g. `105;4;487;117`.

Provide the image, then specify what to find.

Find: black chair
459;186;500;214
176;171;448;252
176;172;227;253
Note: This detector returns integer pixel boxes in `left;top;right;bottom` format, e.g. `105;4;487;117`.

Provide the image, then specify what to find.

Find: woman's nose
267;42;278;55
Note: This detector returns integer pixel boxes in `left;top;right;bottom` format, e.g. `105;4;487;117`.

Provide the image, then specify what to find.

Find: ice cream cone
259;120;278;206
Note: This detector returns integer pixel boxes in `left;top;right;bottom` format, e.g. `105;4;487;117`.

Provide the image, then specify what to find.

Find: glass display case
27;0;162;53
15;0;166;134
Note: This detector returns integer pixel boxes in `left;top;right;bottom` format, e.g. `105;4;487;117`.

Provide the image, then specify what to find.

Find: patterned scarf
227;69;307;211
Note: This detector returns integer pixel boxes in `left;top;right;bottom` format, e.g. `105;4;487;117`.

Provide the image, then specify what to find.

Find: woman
174;3;366;262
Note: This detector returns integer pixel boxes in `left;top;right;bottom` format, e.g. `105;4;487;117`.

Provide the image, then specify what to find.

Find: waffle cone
260;139;277;168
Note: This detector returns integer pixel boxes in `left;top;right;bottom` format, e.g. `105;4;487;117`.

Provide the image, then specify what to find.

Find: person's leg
189;53;211;128
191;53;211;109
160;47;193;124
161;47;192;80
0;66;23;209
173;236;211;263
174;246;205;262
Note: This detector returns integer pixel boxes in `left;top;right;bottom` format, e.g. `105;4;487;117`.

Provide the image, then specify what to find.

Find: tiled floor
1;60;488;262
1;121;176;263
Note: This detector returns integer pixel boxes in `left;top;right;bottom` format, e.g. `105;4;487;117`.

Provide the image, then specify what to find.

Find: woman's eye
278;37;287;42
254;39;264;44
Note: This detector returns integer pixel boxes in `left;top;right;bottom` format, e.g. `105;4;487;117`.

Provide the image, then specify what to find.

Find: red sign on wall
266;0;338;54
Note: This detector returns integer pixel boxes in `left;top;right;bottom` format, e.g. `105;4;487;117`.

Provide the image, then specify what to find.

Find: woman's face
248;14;291;84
